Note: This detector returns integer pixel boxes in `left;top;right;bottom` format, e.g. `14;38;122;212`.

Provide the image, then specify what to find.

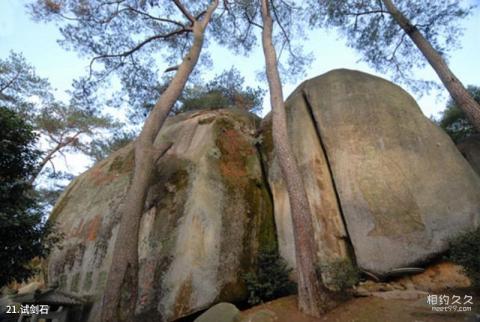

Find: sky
1;0;480;174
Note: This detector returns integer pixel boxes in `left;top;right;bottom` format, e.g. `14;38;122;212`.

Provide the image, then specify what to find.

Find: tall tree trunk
100;2;218;321
259;0;330;317
382;0;480;131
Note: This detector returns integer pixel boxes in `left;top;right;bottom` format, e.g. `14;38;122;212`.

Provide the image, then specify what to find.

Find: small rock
194;303;240;322
353;287;371;297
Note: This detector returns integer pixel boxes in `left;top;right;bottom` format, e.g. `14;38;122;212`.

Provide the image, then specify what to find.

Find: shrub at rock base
243;250;296;305
446;227;480;287
318;259;361;292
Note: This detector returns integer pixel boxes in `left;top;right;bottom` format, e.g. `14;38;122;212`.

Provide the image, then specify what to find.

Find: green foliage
0;51;52;110
213;1;313;84
0;52;119;207
0;106;57;287
437;85;479;142
318;259;360;292
310;0;472;93
446;227;480;287
88;130;136;162
243;250;296;305
34;102;117;160
177;68;265;115
28;0;218;118
29;0;311;118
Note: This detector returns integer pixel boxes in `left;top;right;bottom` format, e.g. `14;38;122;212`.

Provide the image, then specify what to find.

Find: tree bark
259;0;330;317
100;2;218;321
382;0;480;132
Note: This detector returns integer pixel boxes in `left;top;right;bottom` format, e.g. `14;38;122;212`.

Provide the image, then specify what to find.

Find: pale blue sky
1;0;479;174
1;0;479;117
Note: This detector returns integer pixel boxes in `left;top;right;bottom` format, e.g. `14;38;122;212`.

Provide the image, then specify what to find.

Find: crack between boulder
253;139;279;248
301;89;356;256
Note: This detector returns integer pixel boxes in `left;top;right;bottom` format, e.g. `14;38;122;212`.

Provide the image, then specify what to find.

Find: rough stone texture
457;134;480;176
302;69;480;274
260;97;351;286
394;261;471;291
47;109;276;322
262;69;480;276
194;302;240;322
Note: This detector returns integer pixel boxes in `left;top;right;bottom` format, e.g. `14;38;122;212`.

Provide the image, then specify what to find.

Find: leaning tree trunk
259;0;331;317
382;0;480;132
100;2;218;321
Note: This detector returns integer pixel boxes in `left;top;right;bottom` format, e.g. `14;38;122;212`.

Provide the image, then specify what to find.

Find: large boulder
262;69;480;276
47;109;276;322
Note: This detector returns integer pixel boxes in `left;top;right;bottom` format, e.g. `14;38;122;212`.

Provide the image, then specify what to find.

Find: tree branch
124;6;186;28
388;31;407;62
199;0;219;29
351;7;390;29
88;27;191;73
347;9;390;16
29;131;82;185
173;0;195;23
195;10;207;21
164;65;179;73
244;10;263;29
0;70;21;94
271;0;295;58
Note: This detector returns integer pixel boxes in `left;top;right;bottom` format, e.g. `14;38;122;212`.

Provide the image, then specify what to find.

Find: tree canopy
0;52;118;190
438;85;479;142
311;0;473;93
0;106;55;287
0;51;52;111
214;0;312;83
177;67;265;115
28;0;223;116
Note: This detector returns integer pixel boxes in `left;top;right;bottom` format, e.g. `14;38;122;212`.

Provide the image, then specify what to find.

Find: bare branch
277;37;287;61
173;0;195;23
200;0;219;29
347;9;390;16
124;6;185;28
271;0;296;58
88;27;191;74
0;70;21;94
164;65;179;73
48;158;57;176
240;18;254;45
196;10;207;21
388;31;407;62
351;8;390;30
29;130;82;185
244;10;263;29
